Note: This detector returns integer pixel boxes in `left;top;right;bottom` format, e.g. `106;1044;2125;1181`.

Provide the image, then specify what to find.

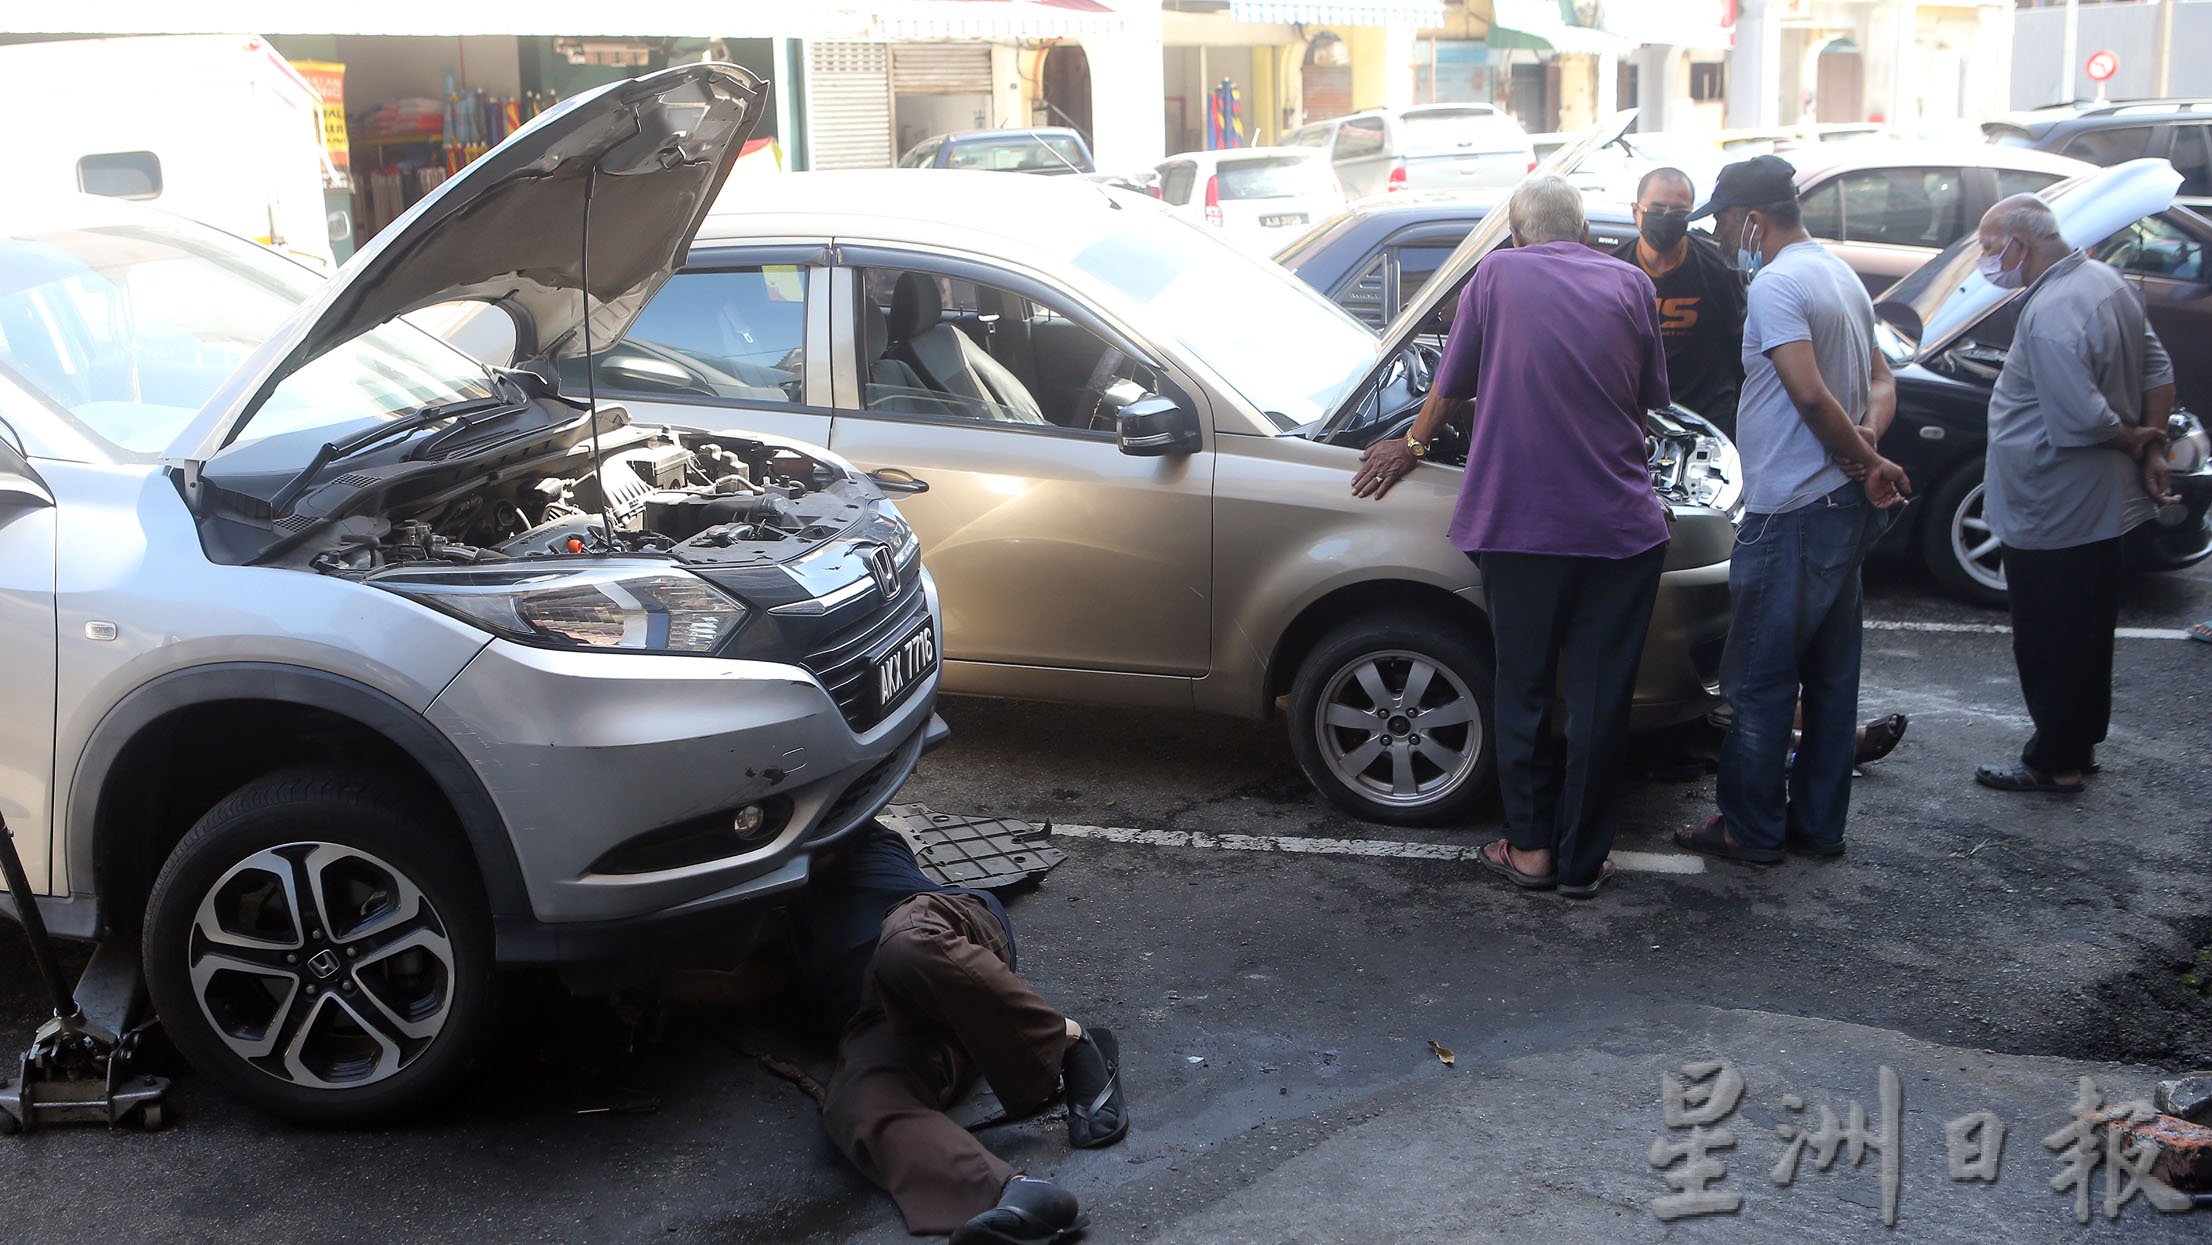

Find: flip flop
1558;860;1616;899
1476;838;1557;890
1063;1027;1128;1150
1854;713;1909;766
1974;762;2084;795
1673;816;1785;865
2191;620;2212;645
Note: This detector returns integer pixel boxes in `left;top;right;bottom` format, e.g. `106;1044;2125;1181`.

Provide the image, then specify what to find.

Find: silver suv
0;65;942;1125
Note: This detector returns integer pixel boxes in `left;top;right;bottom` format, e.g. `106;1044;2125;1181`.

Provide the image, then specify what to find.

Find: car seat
886;272;1047;424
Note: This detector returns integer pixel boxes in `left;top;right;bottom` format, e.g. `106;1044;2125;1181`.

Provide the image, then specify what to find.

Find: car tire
1288;612;1497;827
142;765;494;1127
1921;461;2010;608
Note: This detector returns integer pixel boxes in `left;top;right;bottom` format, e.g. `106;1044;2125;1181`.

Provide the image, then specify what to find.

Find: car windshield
0;217;491;461
1061;212;1376;429
945;135;1087;173
1217;157;1334;200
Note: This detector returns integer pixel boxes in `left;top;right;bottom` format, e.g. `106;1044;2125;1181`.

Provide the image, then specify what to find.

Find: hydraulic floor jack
0;821;169;1133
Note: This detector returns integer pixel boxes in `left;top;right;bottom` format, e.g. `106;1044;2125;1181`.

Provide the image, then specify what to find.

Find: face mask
1640;210;1689;251
1734;217;1764;280
1978;236;2025;289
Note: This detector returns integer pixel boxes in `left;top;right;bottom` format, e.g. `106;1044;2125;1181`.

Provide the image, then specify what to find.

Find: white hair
1988;193;2062;242
1507;173;1587;245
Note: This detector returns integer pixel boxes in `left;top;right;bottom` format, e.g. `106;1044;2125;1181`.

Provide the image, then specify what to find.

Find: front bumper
1631;556;1731;728
425;581;943;951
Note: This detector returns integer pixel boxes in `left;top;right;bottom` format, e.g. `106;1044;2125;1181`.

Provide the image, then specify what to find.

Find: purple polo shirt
1433;240;1672;559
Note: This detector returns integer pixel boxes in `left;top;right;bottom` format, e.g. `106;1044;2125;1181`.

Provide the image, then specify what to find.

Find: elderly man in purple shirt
1353;173;1670;898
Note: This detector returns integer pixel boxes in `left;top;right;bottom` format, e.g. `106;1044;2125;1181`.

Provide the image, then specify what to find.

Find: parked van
0;34;338;268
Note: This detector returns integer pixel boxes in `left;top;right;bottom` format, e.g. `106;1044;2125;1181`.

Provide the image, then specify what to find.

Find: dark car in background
1276;193;1638;329
1984;99;2212;210
896;126;1095;174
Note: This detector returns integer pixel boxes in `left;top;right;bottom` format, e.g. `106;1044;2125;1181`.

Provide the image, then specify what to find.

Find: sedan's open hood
168;63;764;464
1875;158;2181;362
1316;111;1637;440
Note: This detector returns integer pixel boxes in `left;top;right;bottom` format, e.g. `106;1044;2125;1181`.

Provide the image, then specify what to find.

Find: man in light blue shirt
1673;156;1911;865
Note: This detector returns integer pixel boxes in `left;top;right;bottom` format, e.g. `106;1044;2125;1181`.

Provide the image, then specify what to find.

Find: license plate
873;618;937;715
1261;213;1307;228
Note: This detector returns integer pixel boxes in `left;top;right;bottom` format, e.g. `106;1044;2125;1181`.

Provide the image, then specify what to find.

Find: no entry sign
2086;50;2119;83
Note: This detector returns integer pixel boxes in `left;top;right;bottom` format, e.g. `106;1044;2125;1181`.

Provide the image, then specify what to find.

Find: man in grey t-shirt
1971;194;2177;796
1673;156;1911;866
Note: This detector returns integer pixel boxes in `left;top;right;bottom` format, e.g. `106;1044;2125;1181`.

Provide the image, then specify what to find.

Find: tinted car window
1394;244;1458;314
1995;168;2066;199
944;135;1087;172
898;139;942;169
1334;117;1388;161
77;151;163;199
1216;157;1333;200
1159;161;1198;206
1286;124;1333;148
2171;124;2212;197
2063;126;2155;167
2092;215;2206;282
573;267;808;404
1799;180;1843;239
1400;111;1523;155
1834;168;1967;249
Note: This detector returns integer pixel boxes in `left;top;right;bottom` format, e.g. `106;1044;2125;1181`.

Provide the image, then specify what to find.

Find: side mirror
600;353;710;397
1116;395;1202;457
0;440;53;511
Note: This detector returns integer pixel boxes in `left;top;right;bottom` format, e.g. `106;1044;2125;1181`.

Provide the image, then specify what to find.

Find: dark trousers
822;893;1067;1235
2003;537;2123;775
1476;543;1667;887
1716;485;1887;849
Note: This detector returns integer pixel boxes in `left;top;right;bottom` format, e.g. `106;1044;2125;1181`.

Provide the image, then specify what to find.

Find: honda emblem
867;545;901;598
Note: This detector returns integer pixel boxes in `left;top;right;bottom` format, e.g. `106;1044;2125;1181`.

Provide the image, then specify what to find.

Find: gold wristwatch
1405;435;1429;460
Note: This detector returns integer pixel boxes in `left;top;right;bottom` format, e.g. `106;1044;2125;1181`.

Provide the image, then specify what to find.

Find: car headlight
372;561;747;653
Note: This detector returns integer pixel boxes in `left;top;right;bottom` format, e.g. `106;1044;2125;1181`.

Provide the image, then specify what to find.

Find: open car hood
1316;110;1638;440
1875;158;2181;362
168;63;764;464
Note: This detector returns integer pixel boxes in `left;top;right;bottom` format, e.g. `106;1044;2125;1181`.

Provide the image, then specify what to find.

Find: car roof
1159;146;1331;166
701;169;1141;257
1989;98;2212;134
944;127;1084;143
1783;142;2091;182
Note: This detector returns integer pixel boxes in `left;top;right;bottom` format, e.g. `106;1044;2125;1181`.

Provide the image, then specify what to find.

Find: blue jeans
1717;485;1889;850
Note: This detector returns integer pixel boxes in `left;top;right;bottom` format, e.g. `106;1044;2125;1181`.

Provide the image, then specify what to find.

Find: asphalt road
1;556;2207;1243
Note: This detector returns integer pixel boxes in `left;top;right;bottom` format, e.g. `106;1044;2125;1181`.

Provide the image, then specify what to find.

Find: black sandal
1063;1027;1128;1150
1674;816;1784;864
1559;860;1616;899
1476;838;1557;890
1974;762;2084;795
1854;713;1909;766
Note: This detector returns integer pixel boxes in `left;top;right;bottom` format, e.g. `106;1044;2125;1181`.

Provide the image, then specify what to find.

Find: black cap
1691;154;1799;220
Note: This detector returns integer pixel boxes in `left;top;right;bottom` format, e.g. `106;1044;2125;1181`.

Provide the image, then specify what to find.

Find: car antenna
1007;115;1121;209
580;160;617;552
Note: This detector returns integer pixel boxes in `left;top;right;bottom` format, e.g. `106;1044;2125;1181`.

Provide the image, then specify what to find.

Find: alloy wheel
1313;648;1483;811
1948;481;2009;595
186;842;456;1090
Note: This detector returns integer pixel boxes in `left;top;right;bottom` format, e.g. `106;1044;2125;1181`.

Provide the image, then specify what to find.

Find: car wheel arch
67;663;528;938
1264;578;1493;708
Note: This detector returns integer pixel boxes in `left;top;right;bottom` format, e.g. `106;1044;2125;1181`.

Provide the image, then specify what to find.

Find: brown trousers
822;892;1068;1235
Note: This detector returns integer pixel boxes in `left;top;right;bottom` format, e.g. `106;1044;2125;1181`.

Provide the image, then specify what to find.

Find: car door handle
868;467;930;495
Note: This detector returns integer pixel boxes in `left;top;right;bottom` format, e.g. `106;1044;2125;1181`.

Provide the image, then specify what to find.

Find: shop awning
1224;2;1448;27
0;1;1136;39
1485;0;1633;55
863;0;1128;40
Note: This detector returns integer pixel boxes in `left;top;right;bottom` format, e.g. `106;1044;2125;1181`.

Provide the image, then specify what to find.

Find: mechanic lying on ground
797;820;1129;1243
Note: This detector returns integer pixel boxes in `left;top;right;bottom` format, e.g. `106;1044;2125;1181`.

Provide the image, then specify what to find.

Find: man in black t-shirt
1612;166;1746;437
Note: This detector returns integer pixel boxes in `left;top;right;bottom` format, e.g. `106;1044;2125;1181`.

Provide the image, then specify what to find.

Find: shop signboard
290;58;351;188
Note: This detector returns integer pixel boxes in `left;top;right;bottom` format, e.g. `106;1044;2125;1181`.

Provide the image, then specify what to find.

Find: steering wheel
1081;346;1145;432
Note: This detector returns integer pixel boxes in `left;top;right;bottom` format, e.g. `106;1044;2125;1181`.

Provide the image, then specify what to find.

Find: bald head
1977;192;2069;287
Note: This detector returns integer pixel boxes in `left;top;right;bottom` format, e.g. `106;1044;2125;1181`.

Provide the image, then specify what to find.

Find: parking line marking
1866;620;2190;640
1046;824;1706;875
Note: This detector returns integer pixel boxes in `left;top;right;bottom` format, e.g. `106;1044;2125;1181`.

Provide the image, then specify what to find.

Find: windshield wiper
267;395;510;514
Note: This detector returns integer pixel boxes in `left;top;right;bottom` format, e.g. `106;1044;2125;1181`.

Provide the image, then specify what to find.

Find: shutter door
810;42;894;170
891;44;992;95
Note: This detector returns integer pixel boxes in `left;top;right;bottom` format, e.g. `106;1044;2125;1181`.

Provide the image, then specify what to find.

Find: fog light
732;805;768;837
